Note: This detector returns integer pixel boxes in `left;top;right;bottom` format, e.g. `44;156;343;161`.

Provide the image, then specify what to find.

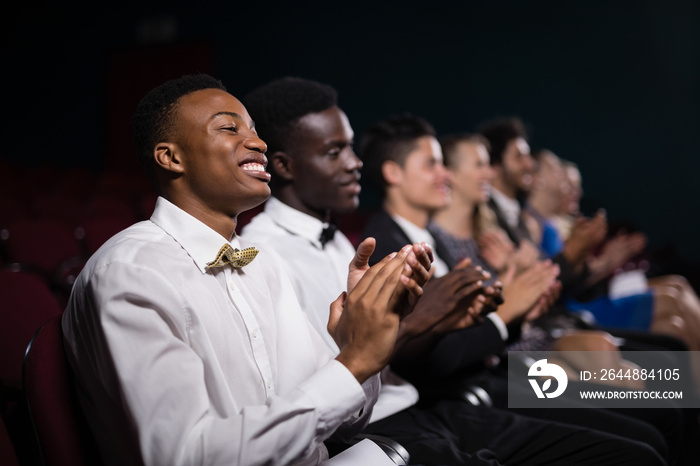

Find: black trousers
506;381;676;464
363;401;666;466
404;365;679;464
455;367;681;464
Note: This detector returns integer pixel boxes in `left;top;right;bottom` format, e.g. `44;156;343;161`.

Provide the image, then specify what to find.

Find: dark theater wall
3;1;700;269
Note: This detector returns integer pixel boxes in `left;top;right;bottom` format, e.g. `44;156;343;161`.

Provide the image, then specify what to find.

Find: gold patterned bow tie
206;244;259;269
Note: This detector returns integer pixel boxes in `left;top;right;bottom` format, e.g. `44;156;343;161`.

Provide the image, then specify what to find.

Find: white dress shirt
390;214;450;278
489;188;521;230
242;197;419;423
63;197;378;466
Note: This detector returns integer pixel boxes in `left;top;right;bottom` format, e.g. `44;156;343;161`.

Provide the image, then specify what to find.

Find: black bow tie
319;222;338;247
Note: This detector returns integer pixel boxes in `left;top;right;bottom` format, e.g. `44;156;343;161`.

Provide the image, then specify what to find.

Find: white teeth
242;163;265;171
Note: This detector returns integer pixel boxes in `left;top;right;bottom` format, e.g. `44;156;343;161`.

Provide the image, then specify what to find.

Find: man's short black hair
475;117;528;165
132;74;226;181
359;113;436;195
242;77;338;155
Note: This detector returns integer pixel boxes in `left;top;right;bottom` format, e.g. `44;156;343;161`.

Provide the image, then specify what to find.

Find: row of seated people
525;148;700;348
4;74;698;465
238;78;699;465
429;123;700;358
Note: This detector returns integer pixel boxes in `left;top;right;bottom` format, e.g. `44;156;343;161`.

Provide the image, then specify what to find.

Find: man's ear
381;160;403;186
153;142;185;174
270;151;294;181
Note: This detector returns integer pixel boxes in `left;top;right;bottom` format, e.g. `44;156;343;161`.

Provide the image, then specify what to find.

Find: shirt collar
390;213;450;278
490;187;521;228
390;213;435;249
263;196;328;249
150;196;241;274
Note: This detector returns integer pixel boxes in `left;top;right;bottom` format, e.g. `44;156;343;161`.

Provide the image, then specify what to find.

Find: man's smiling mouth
241;163;266;172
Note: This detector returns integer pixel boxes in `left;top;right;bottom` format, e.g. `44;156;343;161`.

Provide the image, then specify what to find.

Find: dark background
2;1;699;271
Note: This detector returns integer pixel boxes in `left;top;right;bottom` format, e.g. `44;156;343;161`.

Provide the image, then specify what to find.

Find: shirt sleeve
328;373;381;443
288;263;381;444
486;312;509;340
65;260;370;466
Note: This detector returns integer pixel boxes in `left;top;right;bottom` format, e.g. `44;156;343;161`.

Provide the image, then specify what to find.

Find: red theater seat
24;315;103;466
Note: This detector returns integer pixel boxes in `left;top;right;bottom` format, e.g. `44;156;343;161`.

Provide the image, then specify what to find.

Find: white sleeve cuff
486;312;509;340
296;359;367;428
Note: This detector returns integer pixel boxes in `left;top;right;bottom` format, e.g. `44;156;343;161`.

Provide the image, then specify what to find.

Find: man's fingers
367;245;412;309
500;263;517;284
454;257;472;270
350;237;377;272
454;280;484;305
521;260;554;283
419;242;434;265
349;249;399;298
452;267;488;286
424;270;479;297
399;274;423;302
484;284;505;305
473;294;488;319
327;291;347;343
415;243;433;272
406;244;432;285
353;244;410;298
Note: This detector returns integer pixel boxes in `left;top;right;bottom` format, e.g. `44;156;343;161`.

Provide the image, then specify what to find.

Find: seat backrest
31;193;84;229
0;270;62;391
23;315;102;466
83;196;137;225
79;216;132;255
0;415;19;466
5;219;83;278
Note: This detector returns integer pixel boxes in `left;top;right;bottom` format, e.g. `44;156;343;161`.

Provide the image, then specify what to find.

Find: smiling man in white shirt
62;74;432;466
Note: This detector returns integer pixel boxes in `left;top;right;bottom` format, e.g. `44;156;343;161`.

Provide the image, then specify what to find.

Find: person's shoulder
241;211;275;236
81;220;175;274
361;209;393;235
239;211;305;256
100;219;168;249
363;210;409;244
238;235;285;266
239;210;278;241
66;221;193;324
361;210;409;265
427;222;448;239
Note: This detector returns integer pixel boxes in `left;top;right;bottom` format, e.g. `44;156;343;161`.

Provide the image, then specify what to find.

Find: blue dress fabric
540;221;564;257
566;292;655;331
526;205;654;332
